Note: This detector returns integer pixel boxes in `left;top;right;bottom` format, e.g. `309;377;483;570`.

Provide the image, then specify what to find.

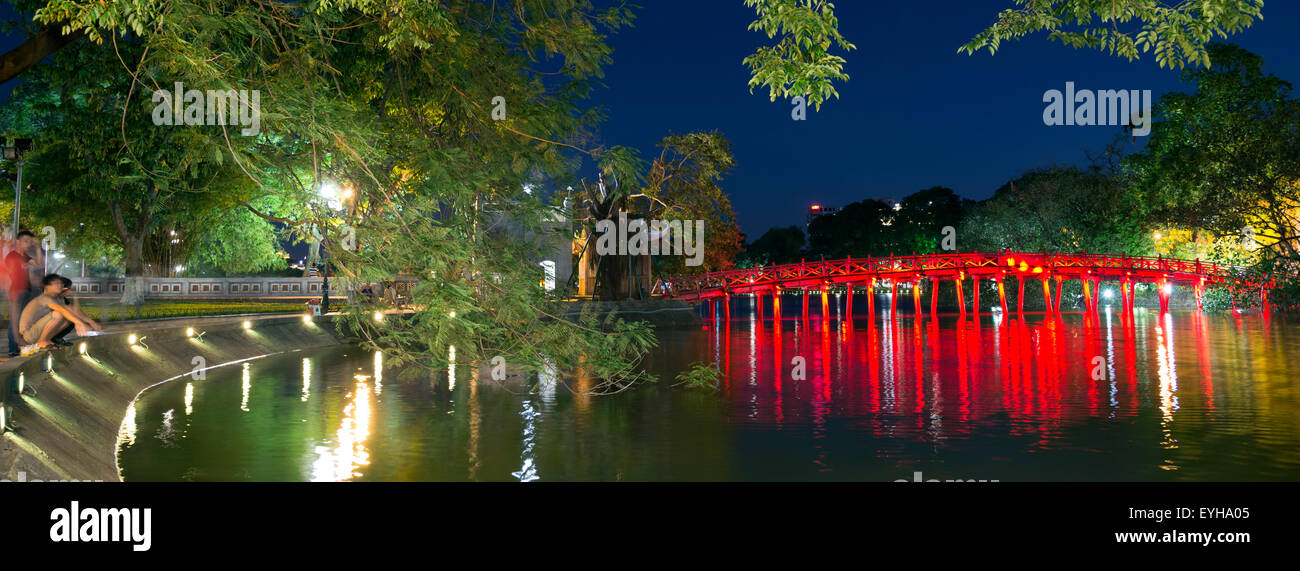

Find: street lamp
1;137;35;237
316;180;352;313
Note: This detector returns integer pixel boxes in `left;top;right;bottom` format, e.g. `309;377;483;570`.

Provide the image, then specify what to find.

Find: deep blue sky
2;1;1298;240
582;1;1300;238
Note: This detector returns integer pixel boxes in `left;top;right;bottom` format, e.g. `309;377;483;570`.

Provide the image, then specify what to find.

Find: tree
0;33;252;300
642;132;743;273
28;0;660;391
740;225;805;267
743;0;856;110
962;0;1264;69
1127;43;1300;304
806;199;893;258
960;166;1151;255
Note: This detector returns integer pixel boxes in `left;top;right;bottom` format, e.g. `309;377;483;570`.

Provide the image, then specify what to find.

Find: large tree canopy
17;0;663;391
962;0;1265;68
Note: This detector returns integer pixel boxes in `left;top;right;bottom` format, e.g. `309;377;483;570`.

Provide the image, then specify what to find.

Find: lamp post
1;138;35;238
317;181;348;313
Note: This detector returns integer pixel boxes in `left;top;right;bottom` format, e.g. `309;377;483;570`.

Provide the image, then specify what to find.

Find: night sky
3;1;1299;240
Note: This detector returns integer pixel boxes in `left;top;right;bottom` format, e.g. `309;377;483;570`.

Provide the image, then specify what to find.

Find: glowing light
243;320;252;330
449;311;456;318
312;374;373;481
240;362;252;412
373;311;384;322
128;333;138;345
184;383;194;415
1163;283;1173;295
1154;232;1163;241
79;342;87;356
302;358;312;402
186;327;195;338
1103;289;1114;300
448;345;457;391
810;204;821;210
302;314;313;324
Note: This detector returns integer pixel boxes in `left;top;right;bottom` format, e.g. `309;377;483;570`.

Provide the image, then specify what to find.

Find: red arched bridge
655;251;1272;320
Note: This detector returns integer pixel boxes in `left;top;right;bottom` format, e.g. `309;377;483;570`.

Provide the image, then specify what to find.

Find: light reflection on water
117;307;1300;482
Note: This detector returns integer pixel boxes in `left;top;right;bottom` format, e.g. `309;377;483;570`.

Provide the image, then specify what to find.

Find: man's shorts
21;312;58;343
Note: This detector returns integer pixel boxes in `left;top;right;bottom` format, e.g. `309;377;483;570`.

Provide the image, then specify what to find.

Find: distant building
806;203;840;226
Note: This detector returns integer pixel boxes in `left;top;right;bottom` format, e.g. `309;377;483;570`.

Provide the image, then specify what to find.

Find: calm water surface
117;306;1300;481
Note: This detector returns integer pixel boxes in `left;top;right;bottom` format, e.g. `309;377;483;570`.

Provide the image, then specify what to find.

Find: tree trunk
120;236;147;304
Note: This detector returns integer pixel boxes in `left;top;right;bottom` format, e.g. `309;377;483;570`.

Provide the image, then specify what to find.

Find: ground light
373;311;384;322
243;320;252;330
128;333;138;345
303;314;313;324
0;404;6;432
78;342;87;356
186;327;195;337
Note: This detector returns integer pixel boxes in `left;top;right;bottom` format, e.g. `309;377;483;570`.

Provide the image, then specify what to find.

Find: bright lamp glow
128;333;138;345
186;327;195;338
1103;289;1114;300
303;314;313;324
79;342;87;356
1163;284;1173;295
243;320;252;330
373;311;384;322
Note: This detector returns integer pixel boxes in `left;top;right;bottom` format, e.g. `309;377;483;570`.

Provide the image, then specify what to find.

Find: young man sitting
18;274;101;350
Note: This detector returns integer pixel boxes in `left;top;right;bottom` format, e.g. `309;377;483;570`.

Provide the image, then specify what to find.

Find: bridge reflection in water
696;298;1295;480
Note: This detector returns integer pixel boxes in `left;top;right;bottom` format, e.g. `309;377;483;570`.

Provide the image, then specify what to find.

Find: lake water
117;303;1300;482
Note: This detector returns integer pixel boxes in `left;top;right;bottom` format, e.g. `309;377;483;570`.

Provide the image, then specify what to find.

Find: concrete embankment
0;314;349;482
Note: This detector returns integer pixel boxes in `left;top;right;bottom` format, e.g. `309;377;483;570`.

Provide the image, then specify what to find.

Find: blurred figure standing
5;230;45;356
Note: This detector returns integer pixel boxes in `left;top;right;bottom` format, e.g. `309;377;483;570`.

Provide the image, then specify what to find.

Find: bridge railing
655;251;1259;298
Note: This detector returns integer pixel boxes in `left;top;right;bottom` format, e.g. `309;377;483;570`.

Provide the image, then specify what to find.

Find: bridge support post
1158;279;1169;315
1053;276;1064;313
801;289;810;325
890;280;898;317
997;277;1008;315
772;289;781;328
971;277;980;316
1121;279;1132;314
756;291;764;323
846;283;854;324
821;288;830;328
706;299;714;324
955;278;966;317
1017;277;1025;315
913;280;923;319
1083;279;1094;314
1194;282;1204;312
868;278;877;322
1041;277;1053;315
930;279;940;317
724;293;732;322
